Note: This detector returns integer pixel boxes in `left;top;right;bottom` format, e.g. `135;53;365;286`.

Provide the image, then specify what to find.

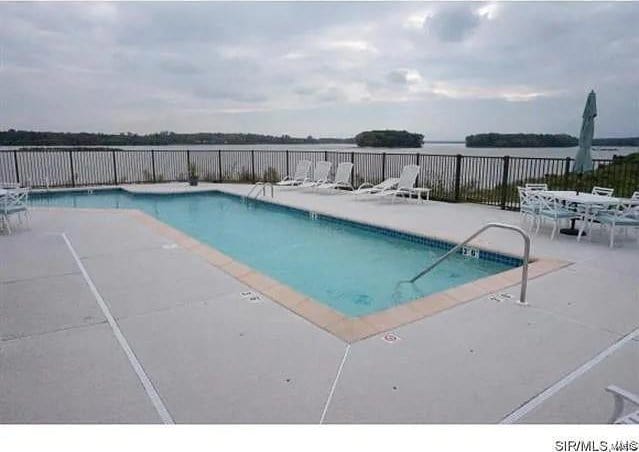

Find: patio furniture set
517;183;639;247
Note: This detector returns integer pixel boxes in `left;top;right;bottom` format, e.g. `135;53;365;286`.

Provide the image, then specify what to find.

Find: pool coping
129;209;570;343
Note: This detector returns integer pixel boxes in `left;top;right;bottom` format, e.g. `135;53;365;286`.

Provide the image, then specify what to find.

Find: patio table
537;190;622;236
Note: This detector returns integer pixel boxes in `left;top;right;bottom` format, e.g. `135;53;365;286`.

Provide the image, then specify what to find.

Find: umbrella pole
560;172;584;236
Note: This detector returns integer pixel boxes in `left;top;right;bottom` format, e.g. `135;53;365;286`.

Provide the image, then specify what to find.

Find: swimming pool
31;189;521;317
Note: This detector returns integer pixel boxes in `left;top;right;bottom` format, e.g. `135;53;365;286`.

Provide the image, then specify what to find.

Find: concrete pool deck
1;182;638;423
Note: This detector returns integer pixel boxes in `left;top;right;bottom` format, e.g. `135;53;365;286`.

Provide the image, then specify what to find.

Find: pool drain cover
162;243;179;250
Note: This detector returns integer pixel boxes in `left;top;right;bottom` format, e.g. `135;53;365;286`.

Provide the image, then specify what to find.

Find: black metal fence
1;149;637;210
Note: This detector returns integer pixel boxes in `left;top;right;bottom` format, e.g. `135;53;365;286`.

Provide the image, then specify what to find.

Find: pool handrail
247;182;274;199
404;222;531;305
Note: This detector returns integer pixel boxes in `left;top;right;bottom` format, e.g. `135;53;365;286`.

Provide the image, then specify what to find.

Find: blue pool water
31;189;519;317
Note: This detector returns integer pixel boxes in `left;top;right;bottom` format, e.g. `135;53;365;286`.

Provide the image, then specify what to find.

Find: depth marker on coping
62;233;174;424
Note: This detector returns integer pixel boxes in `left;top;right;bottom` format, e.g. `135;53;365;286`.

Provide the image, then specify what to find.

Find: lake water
1;142;636;159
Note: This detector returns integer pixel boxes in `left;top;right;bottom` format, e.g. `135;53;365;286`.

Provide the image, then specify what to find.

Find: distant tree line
0;129;355;146
355;130;424;148
465;133;579;148
592;137;639;147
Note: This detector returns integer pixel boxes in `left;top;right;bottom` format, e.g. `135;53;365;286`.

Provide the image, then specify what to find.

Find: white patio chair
517;186;541;230
276;160;311;186
575;186;616;238
0;187;30;234
353;177;399;196
592;186;615;197
317;162;354;192
525;183;548;191
375;165;421;203
606;386;639;424
536;193;580;240
593;199;639;248
298;161;332;189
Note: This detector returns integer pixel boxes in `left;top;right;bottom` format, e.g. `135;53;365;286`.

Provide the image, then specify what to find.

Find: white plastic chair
1;187;30;234
593;199;639;248
375;165;421;203
299;161;332;189
576;187;617;237
606;386;639;424
317;162;354;191
536;193;580;240
525;183;548;191
517;186;540;230
276;160;311;186
592;186;615;197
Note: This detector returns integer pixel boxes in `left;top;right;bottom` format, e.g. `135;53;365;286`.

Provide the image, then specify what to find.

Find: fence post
351;151;355;163
454;154;463;202
217;151;223;182
381;152;386;180
186;150;191;179
69;150;75;187
151;150;156;183
285;150;290;177
13;150;20;185
251;150;256;182
112;150;118;184
415;152;421;186
500;155;510;210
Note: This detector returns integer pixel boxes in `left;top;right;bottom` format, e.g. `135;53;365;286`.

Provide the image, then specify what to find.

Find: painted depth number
462;246;480;259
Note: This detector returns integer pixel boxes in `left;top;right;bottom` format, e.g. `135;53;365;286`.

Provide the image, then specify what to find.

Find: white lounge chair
353;177;399;196
606;385;639;424
276;160;311;186
299;161;332;189
317;162;354;191
374;164;422;203
0;187;29;234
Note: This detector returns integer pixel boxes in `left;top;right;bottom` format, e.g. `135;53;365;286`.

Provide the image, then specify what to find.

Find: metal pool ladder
247;182;274;199
402;222;531;305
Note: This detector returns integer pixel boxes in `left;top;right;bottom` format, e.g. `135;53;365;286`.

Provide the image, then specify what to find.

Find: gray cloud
424;4;482;42
1;2;638;139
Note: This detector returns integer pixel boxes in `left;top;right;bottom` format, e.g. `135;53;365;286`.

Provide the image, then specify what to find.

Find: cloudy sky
1;1;638;139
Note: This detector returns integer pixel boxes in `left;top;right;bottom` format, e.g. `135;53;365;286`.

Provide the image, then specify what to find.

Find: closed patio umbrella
574;89;596;176
561;90;597;235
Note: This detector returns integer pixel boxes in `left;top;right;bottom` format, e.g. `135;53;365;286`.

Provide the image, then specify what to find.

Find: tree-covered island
355;130;424;148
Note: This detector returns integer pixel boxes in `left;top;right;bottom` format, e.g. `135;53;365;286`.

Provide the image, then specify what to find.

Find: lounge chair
353;177;399;196
374;164;422;203
605;386;639;424
298;161;332;189
276;160;311;186
317;162;354;191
